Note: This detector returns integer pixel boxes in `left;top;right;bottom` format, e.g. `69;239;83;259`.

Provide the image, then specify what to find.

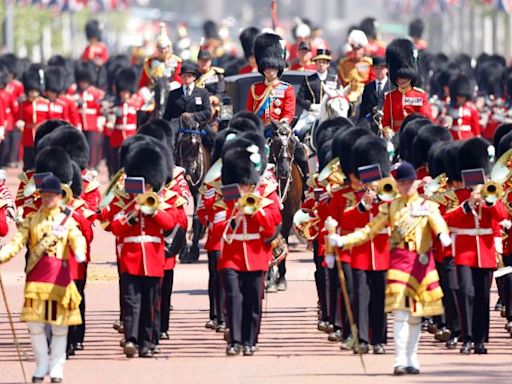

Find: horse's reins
177;128;206;188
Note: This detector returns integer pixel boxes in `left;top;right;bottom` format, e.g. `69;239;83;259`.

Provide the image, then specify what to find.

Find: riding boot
28;322;50;379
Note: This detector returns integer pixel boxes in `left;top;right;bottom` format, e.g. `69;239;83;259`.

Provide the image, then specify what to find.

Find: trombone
124;191;161;222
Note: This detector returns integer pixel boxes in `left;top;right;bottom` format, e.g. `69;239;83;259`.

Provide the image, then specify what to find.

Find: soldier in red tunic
409;19;428;51
446;74;481;140
71;62;106;169
81;20;109;67
17;67;50;170
381;39;432;138
105;67;142;174
341;135;391;354
44;67;71;123
219;136;282;356
111;143;180;358
445;138;508;355
0;65;19;167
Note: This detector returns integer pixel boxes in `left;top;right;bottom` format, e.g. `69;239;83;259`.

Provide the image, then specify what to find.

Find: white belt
114;124;137;131
449;227;493;236
124;235;162;244
450;124;471;132
78;108;98;114
230;233;261;241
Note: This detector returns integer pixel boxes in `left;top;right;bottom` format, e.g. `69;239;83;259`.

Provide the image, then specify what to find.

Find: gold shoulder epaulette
213;66;225;74
85;180;100;194
413;87;426;93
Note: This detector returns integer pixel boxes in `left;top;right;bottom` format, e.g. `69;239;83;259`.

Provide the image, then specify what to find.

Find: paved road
0;165;511;384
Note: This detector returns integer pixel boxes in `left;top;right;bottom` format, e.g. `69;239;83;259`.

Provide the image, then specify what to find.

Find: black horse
267;120;304;291
174;117;212;263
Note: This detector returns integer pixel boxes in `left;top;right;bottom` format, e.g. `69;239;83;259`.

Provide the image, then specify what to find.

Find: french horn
293;208;320;240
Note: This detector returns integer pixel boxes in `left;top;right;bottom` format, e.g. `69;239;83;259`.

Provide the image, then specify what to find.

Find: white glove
500;219;512;230
310;104;321;113
325;254;335;269
328;233;344;248
139;87;153;104
439;233;452;248
494;237;504;255
74;252;86;264
15;120;25;130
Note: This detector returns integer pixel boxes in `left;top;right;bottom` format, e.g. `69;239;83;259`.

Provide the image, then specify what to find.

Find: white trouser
393;310;422;369
27;322;68;379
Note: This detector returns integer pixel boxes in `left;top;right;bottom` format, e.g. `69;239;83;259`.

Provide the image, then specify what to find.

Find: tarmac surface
0;165;511;384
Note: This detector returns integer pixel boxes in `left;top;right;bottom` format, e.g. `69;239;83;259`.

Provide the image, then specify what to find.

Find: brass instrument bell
318;157;345;187
293;208;320;240
376;177;398;202
238;192;261;216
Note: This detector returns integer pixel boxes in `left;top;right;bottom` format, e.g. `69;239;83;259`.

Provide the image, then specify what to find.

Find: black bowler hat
40;175;63;194
313;48;332;61
298;41;311;51
395;162;417;181
180;62;200;77
372;56;387;66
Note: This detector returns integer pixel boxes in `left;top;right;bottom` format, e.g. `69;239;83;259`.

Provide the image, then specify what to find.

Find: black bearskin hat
497;131;512;158
114;66;138;94
254;32;286;77
203;20;220;39
44;66;65;94
386;38;419;86
314;117;355;152
477;59;506;97
212;128;238;163
85;20;102;41
240;27;260;59
412;124;452;169
119;135;151;168
352;136;391;179
125;143;168;191
359;17;378;40
398;116;431;163
458;137;493;175
34;120;69;153
332;128;373;176
493;123;512;149
75;61;96;84
408;18;425;39
317;140;334;170
43;127;90;170
138;119;175;153
427;142;448;178
443;141;463;182
239;131;268;175
22;67;45;94
229;111;264;134
70;161;83;198
449;74;474;100
0;65;9;88
221;138;261;185
35;146;73;185
0;53;20;78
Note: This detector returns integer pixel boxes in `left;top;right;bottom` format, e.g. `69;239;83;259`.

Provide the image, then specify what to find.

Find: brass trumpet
376;177;398;202
237;192;261;216
293;208;320;240
482;181;503;204
61;184;74;207
125;191;160;221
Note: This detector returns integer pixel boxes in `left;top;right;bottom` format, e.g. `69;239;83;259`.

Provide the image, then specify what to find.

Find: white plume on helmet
348;29;368;48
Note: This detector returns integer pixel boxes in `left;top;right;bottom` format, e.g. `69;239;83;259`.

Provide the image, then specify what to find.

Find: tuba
237;192;261;216
318;157;345;189
293;208;320;240
376;177;398;202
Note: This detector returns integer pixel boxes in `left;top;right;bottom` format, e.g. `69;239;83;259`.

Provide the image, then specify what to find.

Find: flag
358;164;383;184
461;168;486;187
124;177;145;194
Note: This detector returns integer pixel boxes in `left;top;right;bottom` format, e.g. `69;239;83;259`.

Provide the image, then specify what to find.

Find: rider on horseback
246;32;309;189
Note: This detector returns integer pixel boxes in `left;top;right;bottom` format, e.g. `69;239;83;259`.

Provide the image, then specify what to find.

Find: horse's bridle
272;126;295;203
177;127;206;188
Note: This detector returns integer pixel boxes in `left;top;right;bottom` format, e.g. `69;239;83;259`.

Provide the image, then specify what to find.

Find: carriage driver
246;32;309;187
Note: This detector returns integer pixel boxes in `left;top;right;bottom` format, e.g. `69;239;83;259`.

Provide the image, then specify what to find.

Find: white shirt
375;77;388;92
318;71;328;81
183;83;195;97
